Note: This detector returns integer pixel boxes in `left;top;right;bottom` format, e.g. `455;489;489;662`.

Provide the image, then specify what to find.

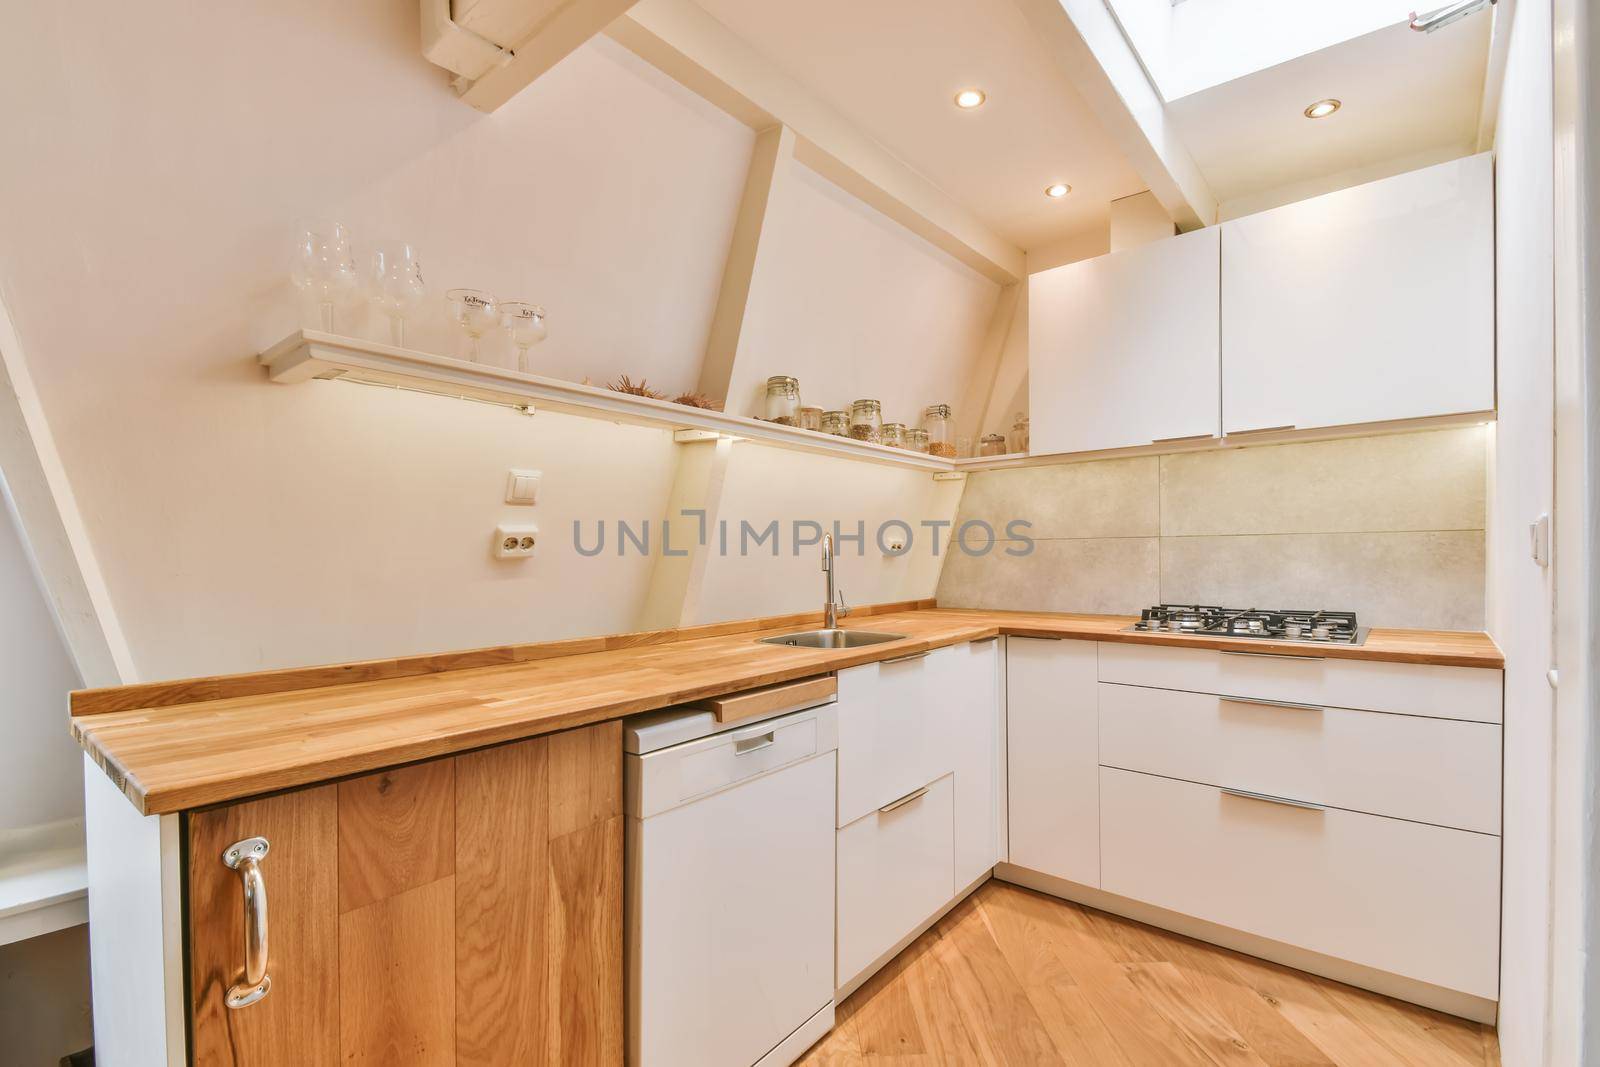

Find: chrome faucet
822;532;850;629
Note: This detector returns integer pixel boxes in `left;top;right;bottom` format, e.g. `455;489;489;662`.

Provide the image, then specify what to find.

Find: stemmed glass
289;219;359;331
500;302;548;372
446;288;498;362
367;242;427;347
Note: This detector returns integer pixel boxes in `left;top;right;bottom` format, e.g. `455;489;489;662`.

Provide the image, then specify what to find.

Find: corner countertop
71;603;1504;816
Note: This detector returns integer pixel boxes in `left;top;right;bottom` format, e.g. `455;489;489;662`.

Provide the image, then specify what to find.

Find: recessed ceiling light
1304;98;1341;119
1044;183;1071;198
954;88;986;109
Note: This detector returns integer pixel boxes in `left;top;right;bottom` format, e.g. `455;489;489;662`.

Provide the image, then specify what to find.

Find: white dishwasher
625;692;838;1067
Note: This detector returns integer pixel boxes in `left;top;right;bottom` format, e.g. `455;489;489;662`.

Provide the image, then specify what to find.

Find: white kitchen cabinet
1099;767;1501;999
928;638;1002;887
1029;226;1221;455
1005;638;1100;887
1221;153;1494;435
835;773;955;989
835;652;938;827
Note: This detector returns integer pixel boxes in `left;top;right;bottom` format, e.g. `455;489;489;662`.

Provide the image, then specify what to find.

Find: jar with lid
978;432;1008;457
880;422;907;449
798;406;823;432
820;409;850;436
849;399;883;443
764;376;801;425
1009;412;1030;453
905;428;930;453
922;404;956;458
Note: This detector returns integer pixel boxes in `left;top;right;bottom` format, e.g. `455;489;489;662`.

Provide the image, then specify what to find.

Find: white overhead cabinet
1029;226;1221;456
1220;153;1494;435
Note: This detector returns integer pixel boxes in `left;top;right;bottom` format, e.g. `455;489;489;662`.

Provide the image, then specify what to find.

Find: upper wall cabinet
1221;154;1494;436
1030;227;1221;456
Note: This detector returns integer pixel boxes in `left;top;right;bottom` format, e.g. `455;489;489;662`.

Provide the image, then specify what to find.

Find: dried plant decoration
608;375;665;400
671;392;724;411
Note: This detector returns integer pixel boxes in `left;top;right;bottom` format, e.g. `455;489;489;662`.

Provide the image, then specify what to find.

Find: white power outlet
494;523;539;559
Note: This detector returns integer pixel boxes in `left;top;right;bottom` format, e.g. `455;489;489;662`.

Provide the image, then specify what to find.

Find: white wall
0;1;999;683
1490;1;1559;1064
0;475;83;830
724;160;999;426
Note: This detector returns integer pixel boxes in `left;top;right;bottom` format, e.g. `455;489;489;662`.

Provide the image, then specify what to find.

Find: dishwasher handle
732;727;777;755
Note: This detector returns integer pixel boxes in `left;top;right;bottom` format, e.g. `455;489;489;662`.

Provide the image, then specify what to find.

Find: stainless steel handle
1220;787;1326;812
1218;649;1326;662
1220;695;1325;713
223;836;272;1009
1225;424;1296;436
881;650;931;665
878;785;930;814
971;636;999;645
1151;432;1218;444
732;729;777;755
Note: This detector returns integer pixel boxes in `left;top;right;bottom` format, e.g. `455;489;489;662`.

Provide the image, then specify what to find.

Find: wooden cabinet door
187;721;623;1066
1005;638;1100;888
1220;153;1494;435
1029;226;1221;456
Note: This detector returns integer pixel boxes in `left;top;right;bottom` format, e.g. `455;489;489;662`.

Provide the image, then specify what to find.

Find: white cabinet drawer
1006;638;1100;887
836;773;954;989
1098;683;1501;834
629;712;821;818
1100;767;1500;998
836;651;944;827
1098;642;1501;724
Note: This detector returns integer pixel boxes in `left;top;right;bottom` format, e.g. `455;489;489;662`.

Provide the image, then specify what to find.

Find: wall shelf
260;331;956;472
0;819;87;946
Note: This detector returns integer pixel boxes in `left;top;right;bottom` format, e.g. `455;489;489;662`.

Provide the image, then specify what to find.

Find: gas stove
1123;604;1367;645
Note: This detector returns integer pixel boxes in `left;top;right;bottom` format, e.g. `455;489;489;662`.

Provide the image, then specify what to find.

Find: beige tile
1159;427;1488;536
937;537;1158;615
1159;531;1486;630
954;456;1159;540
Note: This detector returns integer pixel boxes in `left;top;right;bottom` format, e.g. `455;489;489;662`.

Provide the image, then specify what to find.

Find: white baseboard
995;863;1498;1025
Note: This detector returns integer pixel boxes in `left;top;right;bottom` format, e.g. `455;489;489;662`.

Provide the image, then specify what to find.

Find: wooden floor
798;881;1500;1066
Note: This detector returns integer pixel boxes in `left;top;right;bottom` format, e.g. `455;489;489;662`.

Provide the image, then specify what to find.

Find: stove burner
1124;605;1364;645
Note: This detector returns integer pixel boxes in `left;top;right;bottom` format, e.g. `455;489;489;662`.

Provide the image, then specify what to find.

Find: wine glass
367;242;427;347
289;219;358;332
500;302;547;372
446;288;498;362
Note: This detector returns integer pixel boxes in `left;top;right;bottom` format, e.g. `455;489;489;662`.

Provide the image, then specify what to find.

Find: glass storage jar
905;428;930;453
978;433;1008;457
849;399;883;443
1009;412;1030;453
798;406;823;432
764;376;801;425
820;409;850;436
881;422;907;449
922;404;956;458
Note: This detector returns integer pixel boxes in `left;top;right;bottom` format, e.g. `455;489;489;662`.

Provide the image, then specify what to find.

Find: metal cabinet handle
1220;787;1326;812
1151;432;1218;444
881;650;931;665
878;785;930;814
1219;695;1325;713
223;836;272;1009
1218;649;1325;662
1225;424;1297;436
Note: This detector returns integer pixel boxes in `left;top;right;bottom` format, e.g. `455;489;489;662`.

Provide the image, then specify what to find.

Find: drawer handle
222;836;272;1009
1220;695;1324;713
878;785;930;814
971;636;999;645
732;729;777;755
1151;432;1218;444
1220;787;1326;813
1218;649;1326;662
881;650;931;665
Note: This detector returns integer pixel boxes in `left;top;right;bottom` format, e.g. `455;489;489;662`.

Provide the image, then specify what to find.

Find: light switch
505;469;542;505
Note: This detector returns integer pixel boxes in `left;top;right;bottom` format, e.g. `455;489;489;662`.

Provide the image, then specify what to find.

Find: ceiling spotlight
1304;98;1341;119
1044;183;1071;198
954;88;986;109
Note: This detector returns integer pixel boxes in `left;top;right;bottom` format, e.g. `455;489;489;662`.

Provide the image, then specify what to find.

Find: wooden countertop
71;603;1503;816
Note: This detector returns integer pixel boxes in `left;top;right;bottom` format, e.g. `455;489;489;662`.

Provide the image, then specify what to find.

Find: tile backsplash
937;426;1488;630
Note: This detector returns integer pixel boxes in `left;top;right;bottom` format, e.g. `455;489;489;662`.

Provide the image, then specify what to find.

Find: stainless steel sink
759;628;907;649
